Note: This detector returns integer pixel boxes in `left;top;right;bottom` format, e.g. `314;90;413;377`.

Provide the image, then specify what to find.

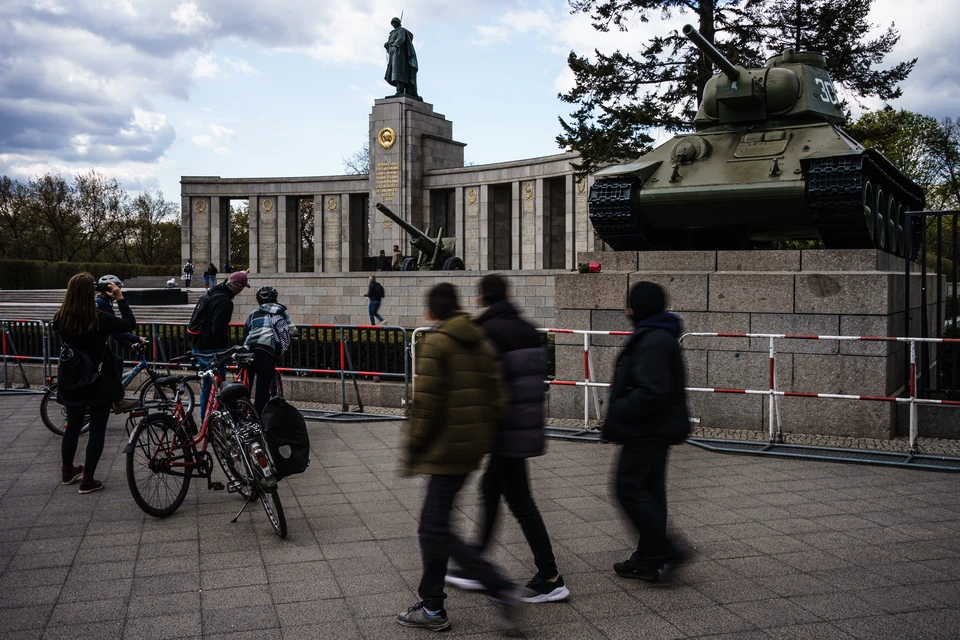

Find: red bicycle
123;346;286;537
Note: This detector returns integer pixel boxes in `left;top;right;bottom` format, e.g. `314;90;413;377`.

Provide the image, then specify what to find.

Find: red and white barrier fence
412;325;960;453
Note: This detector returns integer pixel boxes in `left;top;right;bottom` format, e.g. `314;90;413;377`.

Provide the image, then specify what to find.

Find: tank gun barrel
682;24;740;81
375;202;437;254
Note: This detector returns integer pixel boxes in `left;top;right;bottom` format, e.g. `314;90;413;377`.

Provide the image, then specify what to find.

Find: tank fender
592;160;662;184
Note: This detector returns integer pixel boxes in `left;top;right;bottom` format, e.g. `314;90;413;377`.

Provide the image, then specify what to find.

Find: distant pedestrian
604;281;690;583
392;244;403;270
445;274;568;603
223;261;233;274
397;283;528;634
182;260;194;291
52;273;136;494
205;262;218;288
376;249;391;272
365;275;386;325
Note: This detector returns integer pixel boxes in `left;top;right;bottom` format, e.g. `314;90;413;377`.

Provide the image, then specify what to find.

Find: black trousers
418;474;513;611
615;444;673;566
249;349;277;415
62;404;111;476
478;455;558;578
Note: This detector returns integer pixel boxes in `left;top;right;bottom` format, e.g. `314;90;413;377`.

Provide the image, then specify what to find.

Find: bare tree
343;142;370;175
30;174;84;261
75;170;127;261
0;177;38;259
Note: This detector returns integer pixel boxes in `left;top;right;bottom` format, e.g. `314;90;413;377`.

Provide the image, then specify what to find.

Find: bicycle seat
155;375;183;387
218;382;250;405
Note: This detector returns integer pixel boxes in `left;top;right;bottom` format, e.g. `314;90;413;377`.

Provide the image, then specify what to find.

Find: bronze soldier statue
384;17;420;100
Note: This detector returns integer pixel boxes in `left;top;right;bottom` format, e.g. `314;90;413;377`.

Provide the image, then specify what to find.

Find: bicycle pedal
209;481;225;491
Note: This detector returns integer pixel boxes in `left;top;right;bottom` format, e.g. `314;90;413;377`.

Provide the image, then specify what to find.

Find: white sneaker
444;570;484;591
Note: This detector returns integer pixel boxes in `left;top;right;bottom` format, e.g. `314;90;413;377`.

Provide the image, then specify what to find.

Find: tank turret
586;25;924;255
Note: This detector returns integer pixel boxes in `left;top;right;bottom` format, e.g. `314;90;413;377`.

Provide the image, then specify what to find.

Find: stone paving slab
1;394;959;639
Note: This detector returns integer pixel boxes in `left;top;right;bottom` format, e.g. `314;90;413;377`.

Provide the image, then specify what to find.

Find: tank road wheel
863;180;876;242
442;257;465;271
400;257;417;271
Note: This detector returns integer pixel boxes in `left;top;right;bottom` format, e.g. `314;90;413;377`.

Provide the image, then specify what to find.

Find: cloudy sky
1;0;956;199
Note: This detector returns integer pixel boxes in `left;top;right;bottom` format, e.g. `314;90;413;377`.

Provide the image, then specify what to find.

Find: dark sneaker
396;602;451;632
614;558;660;582
522;574;570;603
61;464;83;485
493;585;534;637
78;478;103;494
444;569;484;591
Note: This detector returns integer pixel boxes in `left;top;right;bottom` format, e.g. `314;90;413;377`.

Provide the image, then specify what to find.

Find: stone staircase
0;289;205;324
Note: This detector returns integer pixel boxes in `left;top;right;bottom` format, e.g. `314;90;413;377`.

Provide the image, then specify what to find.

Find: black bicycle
41;343;197;436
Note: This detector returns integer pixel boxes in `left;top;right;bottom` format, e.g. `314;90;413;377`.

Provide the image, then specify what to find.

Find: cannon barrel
376;203;434;245
682;24;740;81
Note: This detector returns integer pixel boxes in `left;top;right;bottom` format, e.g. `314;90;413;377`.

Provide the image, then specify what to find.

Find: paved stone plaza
1;394;959;640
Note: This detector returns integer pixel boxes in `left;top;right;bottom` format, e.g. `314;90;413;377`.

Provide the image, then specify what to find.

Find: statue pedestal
551;249;941;440
368;97;465;258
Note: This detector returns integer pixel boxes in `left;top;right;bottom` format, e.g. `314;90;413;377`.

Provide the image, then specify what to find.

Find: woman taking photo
53;273;136;494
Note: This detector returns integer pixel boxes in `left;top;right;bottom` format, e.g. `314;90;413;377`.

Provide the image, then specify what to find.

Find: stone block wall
233;270;561;329
553;249;942;440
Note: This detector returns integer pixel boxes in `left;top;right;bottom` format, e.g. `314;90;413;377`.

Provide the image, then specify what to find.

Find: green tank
588;24;924;256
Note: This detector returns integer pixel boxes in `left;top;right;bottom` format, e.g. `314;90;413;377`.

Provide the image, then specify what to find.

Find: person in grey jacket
445;274;569;604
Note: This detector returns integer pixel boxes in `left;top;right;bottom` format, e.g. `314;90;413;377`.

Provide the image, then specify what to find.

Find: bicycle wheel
126;413;193;518
139;376;197;414
210;413;252;499
234;399;286;538
260;486;287;539
40;385;90;436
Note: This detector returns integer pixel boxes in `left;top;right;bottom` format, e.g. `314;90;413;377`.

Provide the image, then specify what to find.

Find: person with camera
95;275;144;414
53;273;136;494
188;270;251;420
182;260;195;291
242;285;297;414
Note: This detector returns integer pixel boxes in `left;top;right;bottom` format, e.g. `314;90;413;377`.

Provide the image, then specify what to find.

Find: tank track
806;151;925;257
587;178;644;251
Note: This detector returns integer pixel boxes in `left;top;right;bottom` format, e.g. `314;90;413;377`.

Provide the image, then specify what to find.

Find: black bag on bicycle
261;397;310;480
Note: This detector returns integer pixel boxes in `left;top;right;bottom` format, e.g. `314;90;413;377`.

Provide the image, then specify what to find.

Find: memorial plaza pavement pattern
1;394;959;640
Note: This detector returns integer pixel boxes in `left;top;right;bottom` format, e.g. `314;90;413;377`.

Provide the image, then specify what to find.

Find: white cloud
214;147;230;155
171;2;216;36
193;54;220;78
224;57;260;76
210;124;235;138
192;134;213;147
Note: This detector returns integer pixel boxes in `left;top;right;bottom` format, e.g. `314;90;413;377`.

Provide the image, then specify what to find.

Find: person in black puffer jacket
605;281;690;584
444;274;569;604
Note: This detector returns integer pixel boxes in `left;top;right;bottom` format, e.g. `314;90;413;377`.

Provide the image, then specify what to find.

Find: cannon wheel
443;257;465;271
400;257;418;271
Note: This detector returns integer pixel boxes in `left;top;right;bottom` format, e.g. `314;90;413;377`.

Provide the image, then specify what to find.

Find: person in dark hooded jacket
444;274;568;604
604;281;690;583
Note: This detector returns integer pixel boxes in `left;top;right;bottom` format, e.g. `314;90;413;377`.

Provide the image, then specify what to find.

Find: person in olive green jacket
397;283;528;634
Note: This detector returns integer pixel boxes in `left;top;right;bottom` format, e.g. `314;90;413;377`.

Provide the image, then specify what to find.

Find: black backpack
375;281;385;299
261;397;310;480
187;293;211;347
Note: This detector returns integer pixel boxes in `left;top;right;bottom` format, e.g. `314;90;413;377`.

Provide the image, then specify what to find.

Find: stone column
479;184;490;270
259;196;278;273
180;196;191;264
340;193;352;272
209;196;221;270
575;176;589;258
323;195;342;273
520;181;536;270
189;197;211;267
511;182;521;270
454;187;465;260
535;178;546;268
277;196;287;273
248;197;260;273
464;186;481;270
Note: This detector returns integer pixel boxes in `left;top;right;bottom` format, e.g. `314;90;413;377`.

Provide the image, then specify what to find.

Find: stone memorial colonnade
181;96;596;274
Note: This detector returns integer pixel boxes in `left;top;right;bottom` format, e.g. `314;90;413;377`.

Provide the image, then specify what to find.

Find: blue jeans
193;349;225;421
368;300;384;324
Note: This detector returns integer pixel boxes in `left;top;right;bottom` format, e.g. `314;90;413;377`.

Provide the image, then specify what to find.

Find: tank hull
588;122;925;254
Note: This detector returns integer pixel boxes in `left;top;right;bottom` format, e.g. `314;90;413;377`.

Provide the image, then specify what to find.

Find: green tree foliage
559;0;916;174
0;172;181;266
230;201;250;270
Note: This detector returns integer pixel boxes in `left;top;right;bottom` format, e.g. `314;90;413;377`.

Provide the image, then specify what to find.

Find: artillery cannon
587;24;924;257
375;203;465;271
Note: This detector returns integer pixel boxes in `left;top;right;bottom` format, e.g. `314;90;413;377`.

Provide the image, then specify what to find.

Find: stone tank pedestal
552;249;941;440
